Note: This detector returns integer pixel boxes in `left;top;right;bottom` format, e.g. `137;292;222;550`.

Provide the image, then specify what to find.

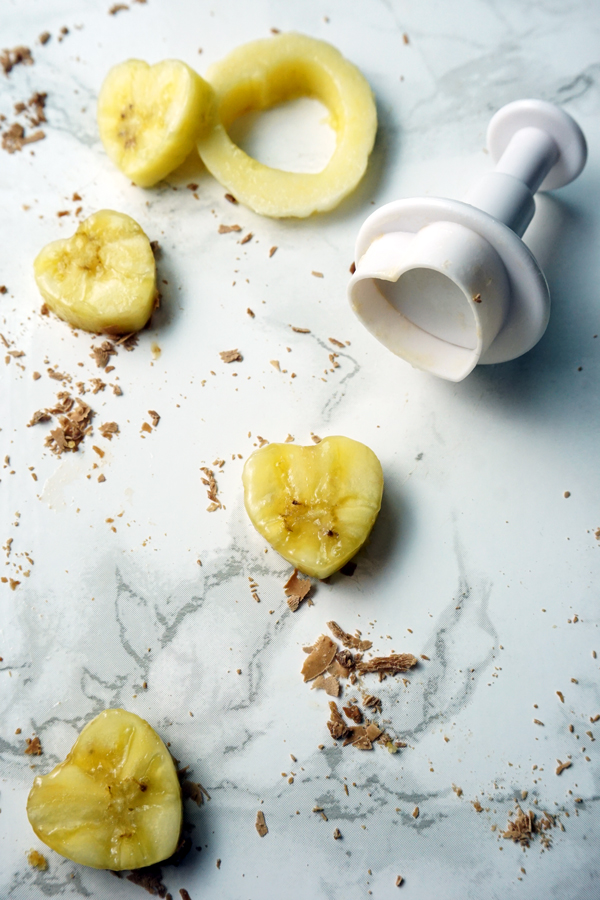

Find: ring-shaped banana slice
197;33;377;218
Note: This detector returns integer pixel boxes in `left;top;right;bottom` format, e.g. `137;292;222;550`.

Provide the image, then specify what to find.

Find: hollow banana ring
196;33;377;218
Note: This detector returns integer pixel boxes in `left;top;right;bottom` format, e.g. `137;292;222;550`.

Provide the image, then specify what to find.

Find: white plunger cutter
348;100;587;381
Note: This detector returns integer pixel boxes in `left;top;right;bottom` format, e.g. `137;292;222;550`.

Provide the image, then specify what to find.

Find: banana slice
242;435;384;578
197;33;377;217
33;209;157;334
98;59;215;187
26;709;182;871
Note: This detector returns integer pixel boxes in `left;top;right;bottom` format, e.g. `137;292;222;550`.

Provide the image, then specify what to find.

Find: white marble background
1;0;599;898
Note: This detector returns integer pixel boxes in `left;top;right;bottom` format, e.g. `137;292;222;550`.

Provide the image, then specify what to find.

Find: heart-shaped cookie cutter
348;100;587;381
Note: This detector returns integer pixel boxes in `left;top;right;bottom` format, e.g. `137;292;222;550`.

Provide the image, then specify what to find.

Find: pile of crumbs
200;467;221;512
28;393;93;455
502;804;556;849
301;623;418;751
1;91;47;154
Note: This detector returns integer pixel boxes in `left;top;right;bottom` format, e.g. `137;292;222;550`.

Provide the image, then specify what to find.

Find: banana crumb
284;568;311;611
27;849;47;870
25;736;42;755
218;224;242;234
219;349;242;363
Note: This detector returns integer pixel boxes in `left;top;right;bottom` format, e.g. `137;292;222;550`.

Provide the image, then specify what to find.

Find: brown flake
246;307;255;318
1;46;34;76
255;810;268;837
99;421;119;440
218;224;242;234
2;123;45;153
109;3;129;13
343;704;363;724
240;232;253;245
311;271;324;278
333;827;342;840
327;701;350;741
25;736;42;755
533;719;544;726
45;399;93;454
291;326;310;333
284;568;311;611
269;245;277;257
200;467;221;511
97;474;106;482
329;337;345;348
39;32;51;45
356;654;418;675
91;341;117;368
301;635;337;682
402;32;410;44
502;806;536;846
89;377;106;394
320;675;340;697
224;193;237;204
412;806;419;819
219;349;242;363
396;876;404;887
179;891;192;900
472;799;483;812
363;694;382;712
327;621;372;651
555;759;572;775
27;409;51;426
452;784;463;797
181;780;211;806
556;691;565;703
148;410;160;427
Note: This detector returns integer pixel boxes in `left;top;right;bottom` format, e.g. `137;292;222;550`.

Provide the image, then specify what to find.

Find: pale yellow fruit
197;33;377;217
33;210;156;334
242;435;384;578
26;709;182;871
98;59;215;187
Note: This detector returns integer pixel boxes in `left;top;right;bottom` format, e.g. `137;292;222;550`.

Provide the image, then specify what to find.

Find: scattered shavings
45;400;93;454
219;349;242;363
25;736;42;755
356;654;418;675
181;780;211;806
327;620;372;651
99;421;119;440
284;568;311;611
255;810;268;837
218;224;242;234
327;701;350;741
1;46;33;76
502;805;555;848
301;635;337;682
2;123;45;153
200;467;221;511
91;340;117;368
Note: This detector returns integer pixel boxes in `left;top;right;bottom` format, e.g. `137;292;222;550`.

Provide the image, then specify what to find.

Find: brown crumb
556;691;565;703
216;858;221;868
284;568;311;611
44;399;93;455
327;621;372;651
302;635;337;681
97;474;106;483
291;326;310;333
362;695;382;711
1;46;34;76
269;246;277;257
219;349;242;363
472;799;483;812
25;736;42;755
556;759;572;775
402;32;410;44
39;32;51;45
224;193;237;204
27;849;48;870
148;410;160;427
412;806;419;818
452;784;463;796
255;810;268;837
356;654;418;675
591;714;600;723
178;889;192;900
246;308;255;318
333;828;342;840
181;780;211;806
311;270;323;278
90;340;117;368
99;421;119;440
329;337;345;348
109;3;129;13
200;467;221;511
2;122;45;153
310;434;321;444
349;261;356;274
218;224;242;234
327;701;350;741
240;232;253;245
343;704;363;724
27;409;51;426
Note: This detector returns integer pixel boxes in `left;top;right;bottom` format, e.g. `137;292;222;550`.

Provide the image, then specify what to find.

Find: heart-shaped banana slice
242;435;384;578
98;59;215;187
33;209;157;334
26;709;182;871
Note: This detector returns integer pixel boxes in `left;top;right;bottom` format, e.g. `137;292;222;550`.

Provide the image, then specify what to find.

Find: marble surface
1;1;599;898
